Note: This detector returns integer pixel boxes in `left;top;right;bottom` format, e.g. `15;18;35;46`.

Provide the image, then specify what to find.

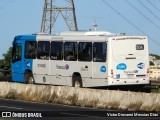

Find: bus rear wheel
24;72;34;84
73;76;82;88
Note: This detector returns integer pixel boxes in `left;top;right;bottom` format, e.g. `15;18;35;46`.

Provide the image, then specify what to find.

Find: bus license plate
127;74;134;78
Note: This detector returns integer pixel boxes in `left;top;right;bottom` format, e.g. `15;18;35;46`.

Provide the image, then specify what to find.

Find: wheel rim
75;81;80;88
28;76;34;84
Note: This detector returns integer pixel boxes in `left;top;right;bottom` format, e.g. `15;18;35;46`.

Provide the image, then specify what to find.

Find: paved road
0;98;111;120
0;99;159;120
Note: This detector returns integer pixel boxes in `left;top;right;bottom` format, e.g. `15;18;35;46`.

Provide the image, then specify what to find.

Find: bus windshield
12;44;22;63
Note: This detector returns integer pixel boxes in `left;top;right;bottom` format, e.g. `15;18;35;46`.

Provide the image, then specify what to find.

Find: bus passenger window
50;42;63;60
64;42;77;61
37;41;50;60
25;41;37;59
78;42;92;62
93;42;107;62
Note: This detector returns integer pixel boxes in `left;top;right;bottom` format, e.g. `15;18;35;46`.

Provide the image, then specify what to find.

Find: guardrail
0;70;11;82
0;70;11;76
0;75;11;82
0;82;160;111
150;80;160;86
150;80;160;92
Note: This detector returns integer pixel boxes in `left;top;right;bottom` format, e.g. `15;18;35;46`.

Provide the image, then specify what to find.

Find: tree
150;61;154;66
0;47;12;70
150;54;160;59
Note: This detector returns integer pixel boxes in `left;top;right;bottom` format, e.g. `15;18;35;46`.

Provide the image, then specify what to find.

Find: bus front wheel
73;76;82;88
24;72;34;84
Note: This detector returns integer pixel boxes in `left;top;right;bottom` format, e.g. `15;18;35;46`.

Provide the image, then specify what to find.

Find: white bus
12;31;150;87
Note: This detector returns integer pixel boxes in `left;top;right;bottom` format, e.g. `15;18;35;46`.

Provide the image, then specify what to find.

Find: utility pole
40;0;78;34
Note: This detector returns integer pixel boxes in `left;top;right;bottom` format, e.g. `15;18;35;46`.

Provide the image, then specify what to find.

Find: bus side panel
84;62;108;87
75;62;92;87
32;59;50;84
50;61;68;86
12;60;24;82
12;59;33;83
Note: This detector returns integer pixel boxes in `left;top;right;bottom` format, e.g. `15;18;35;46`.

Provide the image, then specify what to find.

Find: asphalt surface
0;99;159;120
0;98;110;120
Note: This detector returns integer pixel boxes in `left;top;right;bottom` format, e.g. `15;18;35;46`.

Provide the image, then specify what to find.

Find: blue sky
0;0;160;59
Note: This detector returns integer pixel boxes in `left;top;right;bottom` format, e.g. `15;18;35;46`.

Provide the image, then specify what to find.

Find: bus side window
50;41;63;60
78;42;92;62
25;41;37;59
64;42;77;61
93;42;107;62
37;41;50;60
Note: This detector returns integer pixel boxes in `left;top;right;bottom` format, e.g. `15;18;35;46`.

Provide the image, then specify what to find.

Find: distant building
149;55;160;80
150;66;160;80
149;56;156;62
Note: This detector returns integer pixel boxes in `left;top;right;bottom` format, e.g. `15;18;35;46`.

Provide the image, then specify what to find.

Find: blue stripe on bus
14;35;37;40
12;35;36;83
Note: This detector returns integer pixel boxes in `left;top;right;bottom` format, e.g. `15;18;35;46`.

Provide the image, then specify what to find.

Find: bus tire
24;72;34;84
72;76;82;88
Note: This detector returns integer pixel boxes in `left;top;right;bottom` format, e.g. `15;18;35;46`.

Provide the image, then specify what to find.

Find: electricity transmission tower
40;0;78;34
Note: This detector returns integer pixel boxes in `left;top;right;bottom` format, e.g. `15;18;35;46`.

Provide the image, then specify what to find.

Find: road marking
0;106;23;110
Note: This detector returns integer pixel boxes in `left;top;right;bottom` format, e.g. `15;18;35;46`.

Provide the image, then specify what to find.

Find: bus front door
12;43;24;82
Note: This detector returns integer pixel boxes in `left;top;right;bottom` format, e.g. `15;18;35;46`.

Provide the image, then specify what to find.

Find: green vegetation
150;61;154;66
150;54;160;59
0;73;2;76
151;86;160;93
0;46;12;70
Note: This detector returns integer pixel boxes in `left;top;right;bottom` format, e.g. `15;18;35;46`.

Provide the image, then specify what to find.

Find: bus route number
136;44;144;50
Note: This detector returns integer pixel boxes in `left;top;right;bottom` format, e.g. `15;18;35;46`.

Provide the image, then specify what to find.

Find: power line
125;0;160;30
101;0;160;47
147;0;160;14
137;0;160;22
101;0;143;34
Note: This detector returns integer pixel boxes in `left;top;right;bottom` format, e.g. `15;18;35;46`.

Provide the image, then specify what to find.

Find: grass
151;86;160;93
139;86;160;93
0;72;3;77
